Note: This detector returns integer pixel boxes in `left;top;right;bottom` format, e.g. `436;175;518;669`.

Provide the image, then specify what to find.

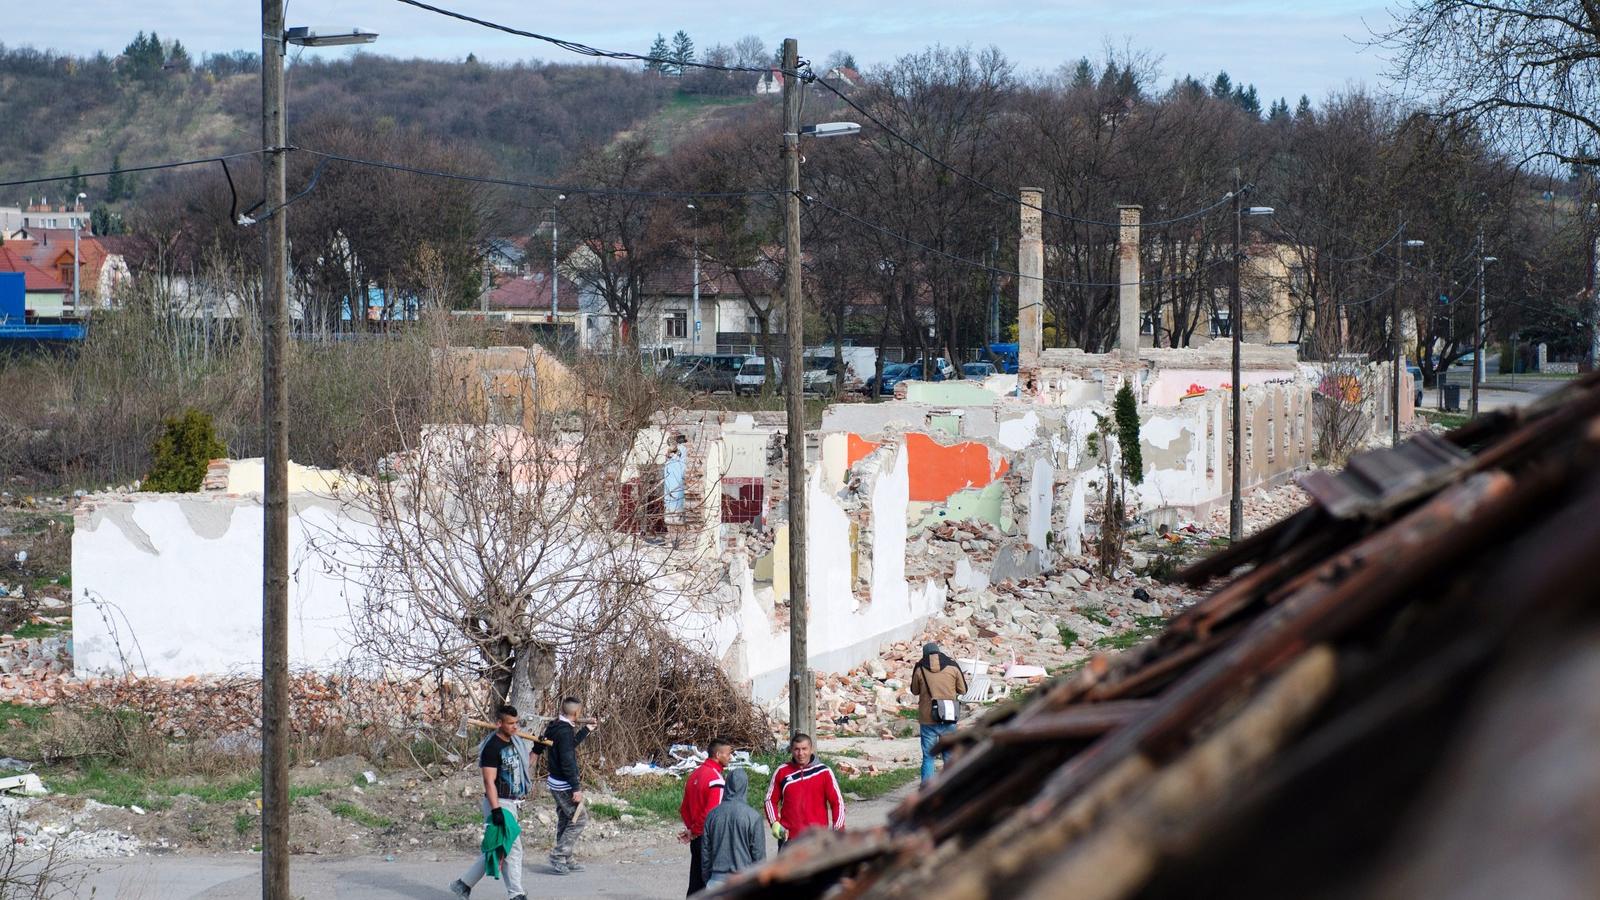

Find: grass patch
838;766;919;801
1419;409;1471;430
0;701;49;734
330;801;394;830
9;620;67;639
234;813;254;836
587;802;624;821
1080;608;1113;627
426;808;483;830
1093;620;1166;651
895;708;919;720
1058;625;1079;647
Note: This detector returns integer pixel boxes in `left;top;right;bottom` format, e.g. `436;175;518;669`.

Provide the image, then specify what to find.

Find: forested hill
0;41;759;198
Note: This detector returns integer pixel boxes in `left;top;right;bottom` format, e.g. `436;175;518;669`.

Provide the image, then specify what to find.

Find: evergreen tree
66;167;85;200
1114;382;1143;487
122;31;166;80
1234;84;1262;117
670;30;695;76
106;155;126;201
1070;58;1094;90
1211;70;1233;99
166;39;191;72
645;33;670;73
1267;97;1291;122
1294;94;1315;123
1176;75;1207;99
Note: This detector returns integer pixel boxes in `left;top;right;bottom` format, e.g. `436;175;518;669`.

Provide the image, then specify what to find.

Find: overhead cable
0;151;265;189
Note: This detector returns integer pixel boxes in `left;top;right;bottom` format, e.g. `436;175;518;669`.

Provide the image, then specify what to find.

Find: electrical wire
804;194;1229;289
0;150;265;188
381;0;1232;231
296;147;781;200
387;0;778;74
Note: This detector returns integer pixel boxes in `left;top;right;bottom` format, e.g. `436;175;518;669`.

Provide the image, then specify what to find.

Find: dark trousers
688;835;705;896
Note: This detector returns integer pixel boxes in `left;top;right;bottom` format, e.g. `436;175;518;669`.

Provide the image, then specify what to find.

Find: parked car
961;361;998;379
803;357;843;396
734;357;781;396
865;362;915;395
667;353;745;393
906;357;955;380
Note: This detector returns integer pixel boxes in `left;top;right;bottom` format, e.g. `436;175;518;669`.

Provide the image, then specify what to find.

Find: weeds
1058;625;1080;647
330;801;394;830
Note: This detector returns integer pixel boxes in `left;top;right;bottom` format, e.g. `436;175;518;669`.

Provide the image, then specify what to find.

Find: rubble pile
1205;481;1309;536
0;671;472;740
906;519;1005;581
0;634;71;679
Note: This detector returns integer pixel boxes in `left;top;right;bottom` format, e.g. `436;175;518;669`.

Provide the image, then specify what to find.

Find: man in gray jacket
699;767;766;889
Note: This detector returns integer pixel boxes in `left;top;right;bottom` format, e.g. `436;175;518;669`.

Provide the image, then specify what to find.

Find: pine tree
1211;71;1233;99
106;155;126;202
1070;58;1093;90
1114;382;1143;487
1268;97;1291;123
167;39;191;72
645;33;670;73
1234;84;1261;117
1294;94;1315;124
670;30;695;76
66;167;85;200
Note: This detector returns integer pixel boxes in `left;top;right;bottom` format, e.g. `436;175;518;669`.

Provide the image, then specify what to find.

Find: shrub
142;410;226;493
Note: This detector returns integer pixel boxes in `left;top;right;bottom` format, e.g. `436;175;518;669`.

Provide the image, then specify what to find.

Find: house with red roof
0;243;70;318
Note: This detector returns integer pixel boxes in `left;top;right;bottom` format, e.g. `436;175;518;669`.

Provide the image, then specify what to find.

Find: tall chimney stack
1117;204;1142;356
1018;187;1044;367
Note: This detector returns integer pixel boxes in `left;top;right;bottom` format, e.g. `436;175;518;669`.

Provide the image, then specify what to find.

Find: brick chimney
1118;204;1141;356
1018;187;1044;367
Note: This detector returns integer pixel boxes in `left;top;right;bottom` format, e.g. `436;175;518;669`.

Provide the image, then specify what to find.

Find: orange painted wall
904;432;1008;501
847;434;881;468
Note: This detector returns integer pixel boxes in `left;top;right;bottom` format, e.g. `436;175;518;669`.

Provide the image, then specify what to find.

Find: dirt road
71;781;916;899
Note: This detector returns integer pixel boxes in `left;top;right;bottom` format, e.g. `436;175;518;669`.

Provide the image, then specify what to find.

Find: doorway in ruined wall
616;479;667;533
720;478;765;527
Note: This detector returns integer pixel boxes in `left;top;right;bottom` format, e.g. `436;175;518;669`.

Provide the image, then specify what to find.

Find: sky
12;0;1398;105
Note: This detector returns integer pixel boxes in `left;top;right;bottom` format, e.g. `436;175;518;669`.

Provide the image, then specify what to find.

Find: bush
142;410;226;492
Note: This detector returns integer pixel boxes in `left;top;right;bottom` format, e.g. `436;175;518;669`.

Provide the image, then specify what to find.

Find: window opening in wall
664;309;688;339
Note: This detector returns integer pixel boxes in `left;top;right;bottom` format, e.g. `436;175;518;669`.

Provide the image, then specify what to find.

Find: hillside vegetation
0;40;763;196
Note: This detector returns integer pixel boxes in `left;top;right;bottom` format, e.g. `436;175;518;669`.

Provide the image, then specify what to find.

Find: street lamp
1227;177;1272;542
686;203;701;351
780;37;861;740
1471;236;1497;417
550;193;566;337
1393;234;1425;445
73;192;86;310
260;11;377;899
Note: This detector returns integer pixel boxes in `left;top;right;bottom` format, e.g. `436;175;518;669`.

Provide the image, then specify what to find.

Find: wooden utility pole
781;38;813;740
1229;171;1244;543
1393;227;1406;446
260;0;291;895
1471;228;1484;417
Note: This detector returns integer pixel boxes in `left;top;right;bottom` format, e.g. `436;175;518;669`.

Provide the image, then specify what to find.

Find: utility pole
1229;171;1243;543
781;38;813;741
988;234;1000;348
259;0;290;895
689;203;701;352
550;203;560;336
1472;228;1484;417
1393;225;1406;446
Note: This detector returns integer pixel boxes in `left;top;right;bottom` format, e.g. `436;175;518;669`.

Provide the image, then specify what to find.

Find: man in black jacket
538;697;594;874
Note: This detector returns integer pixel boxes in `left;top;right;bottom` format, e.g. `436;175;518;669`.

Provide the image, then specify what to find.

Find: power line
296;147;780;200
387;0;778;74
804;193;1229;289
810;75;1233;230
0;151;265;189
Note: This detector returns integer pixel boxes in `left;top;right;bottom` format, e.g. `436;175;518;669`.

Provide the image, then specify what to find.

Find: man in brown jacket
910;642;968;783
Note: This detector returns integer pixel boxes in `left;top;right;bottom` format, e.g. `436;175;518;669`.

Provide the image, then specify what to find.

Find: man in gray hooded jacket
699;767;766;888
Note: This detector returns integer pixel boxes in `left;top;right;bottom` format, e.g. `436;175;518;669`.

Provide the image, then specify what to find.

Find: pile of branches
555;619;773;767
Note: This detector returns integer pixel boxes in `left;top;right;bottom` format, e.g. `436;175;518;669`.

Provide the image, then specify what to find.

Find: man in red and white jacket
764;733;844;847
679;738;732;896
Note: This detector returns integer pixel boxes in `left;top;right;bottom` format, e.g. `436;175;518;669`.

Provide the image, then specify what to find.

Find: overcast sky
14;0;1396;105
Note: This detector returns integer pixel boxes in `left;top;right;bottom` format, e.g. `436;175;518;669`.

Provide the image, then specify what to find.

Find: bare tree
321;352;717;714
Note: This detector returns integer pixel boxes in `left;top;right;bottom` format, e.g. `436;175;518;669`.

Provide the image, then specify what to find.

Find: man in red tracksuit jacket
679;738;732;896
764;733;844;848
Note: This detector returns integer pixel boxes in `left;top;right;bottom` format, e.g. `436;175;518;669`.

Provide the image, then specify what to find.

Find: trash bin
1442;384;1461;412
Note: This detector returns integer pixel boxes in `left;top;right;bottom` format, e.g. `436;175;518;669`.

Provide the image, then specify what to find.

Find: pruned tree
323;351;718;715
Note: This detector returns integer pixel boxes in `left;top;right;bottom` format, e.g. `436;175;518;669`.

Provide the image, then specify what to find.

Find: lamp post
547;193;565;340
687;202;701;352
1471;230;1496;418
72;192;86;311
260;12;375;898
1227;172;1272;542
1393;233;1425;445
780;37;859;740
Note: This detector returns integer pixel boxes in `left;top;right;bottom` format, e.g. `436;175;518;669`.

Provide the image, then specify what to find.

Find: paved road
1427;375;1572;414
73;783;914;899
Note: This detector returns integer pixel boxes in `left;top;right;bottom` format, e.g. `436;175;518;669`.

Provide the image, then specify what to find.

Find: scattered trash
129;805;146;816
361;770;378;785
1132;587;1152;602
0;773;48;796
614;762;667;777
1003;664;1047;680
0;757;33;772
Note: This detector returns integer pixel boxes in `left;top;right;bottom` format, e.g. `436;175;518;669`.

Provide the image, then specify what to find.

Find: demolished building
705;372;1600;900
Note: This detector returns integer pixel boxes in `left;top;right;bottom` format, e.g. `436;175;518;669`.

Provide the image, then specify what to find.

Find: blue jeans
920;723;956;783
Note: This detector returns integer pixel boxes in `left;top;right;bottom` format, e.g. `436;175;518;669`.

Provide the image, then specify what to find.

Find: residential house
0;243;70;318
822;65;863;89
572;253;785;356
18;230;131;308
754;68;785;96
